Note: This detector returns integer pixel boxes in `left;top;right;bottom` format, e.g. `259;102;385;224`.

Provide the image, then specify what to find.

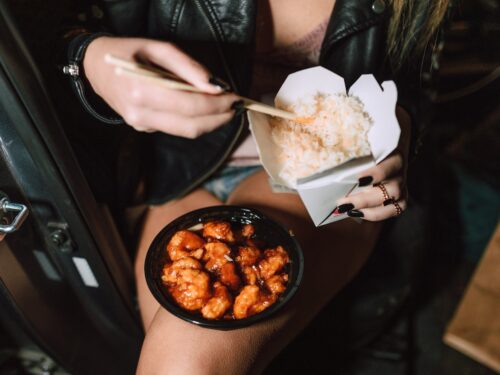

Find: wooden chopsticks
104;54;309;123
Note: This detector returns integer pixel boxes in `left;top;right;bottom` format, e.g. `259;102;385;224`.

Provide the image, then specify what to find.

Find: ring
376;183;390;202
393;200;403;216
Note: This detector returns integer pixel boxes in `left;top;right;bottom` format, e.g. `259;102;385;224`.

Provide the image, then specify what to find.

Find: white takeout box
248;67;401;226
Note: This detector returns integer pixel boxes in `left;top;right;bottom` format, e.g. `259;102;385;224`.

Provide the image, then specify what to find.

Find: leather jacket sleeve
58;0;150;65
56;1;115;122
57;1;110;64
57;0;150;124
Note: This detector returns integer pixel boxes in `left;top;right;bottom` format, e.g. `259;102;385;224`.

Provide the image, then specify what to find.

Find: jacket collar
320;0;389;64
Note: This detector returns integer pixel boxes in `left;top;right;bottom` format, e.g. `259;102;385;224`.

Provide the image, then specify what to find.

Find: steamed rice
270;93;373;185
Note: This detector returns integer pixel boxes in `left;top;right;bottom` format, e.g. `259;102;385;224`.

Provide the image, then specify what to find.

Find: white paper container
248;67;401;226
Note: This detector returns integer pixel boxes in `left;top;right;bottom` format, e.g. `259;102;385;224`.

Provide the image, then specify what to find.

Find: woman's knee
137;316;268;375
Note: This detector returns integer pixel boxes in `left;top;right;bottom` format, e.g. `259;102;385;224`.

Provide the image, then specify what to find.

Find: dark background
345;0;500;373
1;0;499;374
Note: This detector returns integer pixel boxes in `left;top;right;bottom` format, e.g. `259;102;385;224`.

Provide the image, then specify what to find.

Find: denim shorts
203;165;262;202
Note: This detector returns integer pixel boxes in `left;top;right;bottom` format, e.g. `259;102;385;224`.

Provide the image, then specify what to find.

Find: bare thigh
135;171;381;375
134;188;223;326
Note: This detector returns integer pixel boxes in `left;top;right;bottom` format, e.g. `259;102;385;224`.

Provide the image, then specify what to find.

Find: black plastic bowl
144;205;304;329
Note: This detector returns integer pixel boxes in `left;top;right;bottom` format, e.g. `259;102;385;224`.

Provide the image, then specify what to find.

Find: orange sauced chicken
233;285;277;319
166;230;205;261
219;262;241;291
201;282;233;319
236;246;261;267
241;224;255;238
203;221;236;243
265;273;289;295
161;221;291;320
258;246;290;280
162;257;211;311
241;265;260;285
203;241;231;271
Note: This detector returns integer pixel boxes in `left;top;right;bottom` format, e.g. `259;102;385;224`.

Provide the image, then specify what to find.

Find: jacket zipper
170;0;245;200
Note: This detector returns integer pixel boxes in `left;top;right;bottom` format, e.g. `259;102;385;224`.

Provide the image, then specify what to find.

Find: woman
61;0;450;373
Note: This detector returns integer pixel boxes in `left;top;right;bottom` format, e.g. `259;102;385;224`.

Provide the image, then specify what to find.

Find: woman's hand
336;107;411;221
83;36;240;138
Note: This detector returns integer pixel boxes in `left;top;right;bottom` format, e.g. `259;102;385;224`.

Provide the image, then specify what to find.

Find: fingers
123;108;235;138
342;108;410;222
85;37;237;137
122;75;239;116
336;174;408;222
117;40;237;135
337;178;404;210
357;151;404;185
141;41;227;94
349;199;407;222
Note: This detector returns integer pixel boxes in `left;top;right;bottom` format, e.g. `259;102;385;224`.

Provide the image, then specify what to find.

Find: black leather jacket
65;0;418;205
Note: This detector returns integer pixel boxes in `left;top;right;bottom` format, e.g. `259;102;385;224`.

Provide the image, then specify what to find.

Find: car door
0;1;142;373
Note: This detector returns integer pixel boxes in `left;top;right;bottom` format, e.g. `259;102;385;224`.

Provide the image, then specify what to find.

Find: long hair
387;0;451;69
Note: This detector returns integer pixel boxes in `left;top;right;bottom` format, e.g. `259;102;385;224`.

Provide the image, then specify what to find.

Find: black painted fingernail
347;209;364;218
209;76;232;92
231;100;247;116
337;203;354;214
358;176;373;187
231;100;245;110
383;198;394;206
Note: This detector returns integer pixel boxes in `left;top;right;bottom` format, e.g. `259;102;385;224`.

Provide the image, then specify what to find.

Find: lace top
229;18;330;166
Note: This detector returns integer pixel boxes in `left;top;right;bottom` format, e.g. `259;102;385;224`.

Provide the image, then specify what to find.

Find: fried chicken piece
204;241;231;271
169;271;211;311
252;293;277;315
265;273;289;295
245;236;266;249
166;230;205;261
241;265;260;285
258;245;290;280
162;257;211;311
191;248;205;260
233;285;259;319
236;246;261;267
201;282;233;320
233;285;277;319
203;221;235;243
241;224;255;238
219;262;241;291
162;257;202;283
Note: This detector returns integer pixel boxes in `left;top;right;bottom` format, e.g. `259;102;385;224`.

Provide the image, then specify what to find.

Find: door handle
0;196;28;241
